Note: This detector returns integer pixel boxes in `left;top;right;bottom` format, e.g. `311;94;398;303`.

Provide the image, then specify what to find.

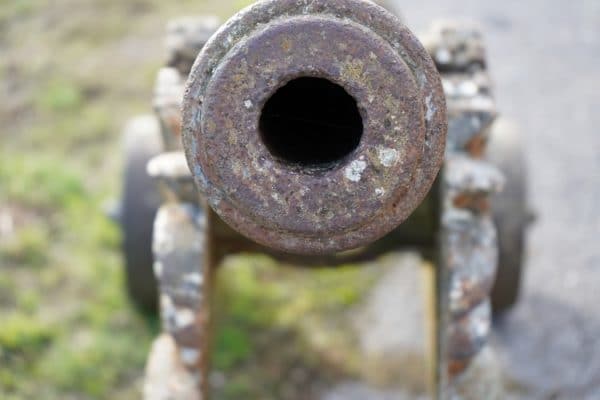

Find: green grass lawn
0;1;384;398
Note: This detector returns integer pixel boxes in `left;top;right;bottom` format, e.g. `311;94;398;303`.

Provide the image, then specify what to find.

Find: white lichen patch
459;80;478;97
345;159;367;182
153;261;163;278
375;187;385;197
243;99;253;109
425;94;436;122
183;272;203;287
270;191;287;206
161;294;174;310
208;194;222;210
180;347;200;366
378;148;399;167
442;80;455;96
435;48;451;64
174;308;195;328
153;211;176;254
193;165;209;191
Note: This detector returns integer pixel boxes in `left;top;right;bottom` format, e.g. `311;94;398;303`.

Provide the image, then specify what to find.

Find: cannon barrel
182;0;447;254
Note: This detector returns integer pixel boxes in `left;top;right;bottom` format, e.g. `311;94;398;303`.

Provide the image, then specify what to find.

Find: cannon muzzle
182;0;447;254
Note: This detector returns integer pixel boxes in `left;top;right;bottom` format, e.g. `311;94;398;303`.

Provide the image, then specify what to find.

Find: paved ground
326;1;600;398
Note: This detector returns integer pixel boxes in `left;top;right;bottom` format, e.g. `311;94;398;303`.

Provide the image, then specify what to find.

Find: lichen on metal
181;0;447;254
148;203;211;399
147;151;197;203
431;19;504;399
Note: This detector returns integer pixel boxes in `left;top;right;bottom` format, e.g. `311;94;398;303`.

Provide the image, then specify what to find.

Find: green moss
36;80;83;112
25;102;113;154
34;330;147;397
16;291;40;315
0;0;38;24
0;225;49;266
216;255;376;330
0;152;85;210
213;325;253;369
220;375;255;399
207;255;379;397
0;275;16;306
0;314;55;354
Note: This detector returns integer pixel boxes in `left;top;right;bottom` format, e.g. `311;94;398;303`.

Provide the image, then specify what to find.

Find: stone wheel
488;117;528;314
121;115;163;311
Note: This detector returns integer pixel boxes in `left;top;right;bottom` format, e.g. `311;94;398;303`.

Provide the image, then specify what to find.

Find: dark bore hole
259;77;363;168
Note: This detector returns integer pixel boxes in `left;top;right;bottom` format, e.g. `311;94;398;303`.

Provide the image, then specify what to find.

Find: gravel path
327;1;600;398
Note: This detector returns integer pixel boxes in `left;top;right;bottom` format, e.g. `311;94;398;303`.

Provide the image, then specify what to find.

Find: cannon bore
259;77;363;168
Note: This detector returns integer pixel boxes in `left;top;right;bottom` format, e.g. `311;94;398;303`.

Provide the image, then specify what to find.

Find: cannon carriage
114;1;529;398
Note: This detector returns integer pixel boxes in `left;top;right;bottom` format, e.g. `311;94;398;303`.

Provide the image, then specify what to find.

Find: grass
211;255;380;399
0;1;384;398
0;147;154;399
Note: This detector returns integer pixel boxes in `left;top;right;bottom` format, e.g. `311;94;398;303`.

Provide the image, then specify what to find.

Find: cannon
114;1;530;398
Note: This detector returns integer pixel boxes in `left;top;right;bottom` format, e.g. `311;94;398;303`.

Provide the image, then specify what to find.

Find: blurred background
0;0;598;399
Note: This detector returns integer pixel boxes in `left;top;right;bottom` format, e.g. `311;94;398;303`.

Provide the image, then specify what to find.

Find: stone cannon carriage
113;1;529;398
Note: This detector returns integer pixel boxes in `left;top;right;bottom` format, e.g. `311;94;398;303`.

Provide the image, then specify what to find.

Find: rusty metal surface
443;72;496;156
442;207;499;317
153;67;185;151
440;160;503;398
182;0;446;254
149;203;212;399
421;21;487;73
446;301;492;372
147;152;198;203
144;334;203;400
432;20;504;399
150;152;441;265
155;18;220;151
166;16;221;77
